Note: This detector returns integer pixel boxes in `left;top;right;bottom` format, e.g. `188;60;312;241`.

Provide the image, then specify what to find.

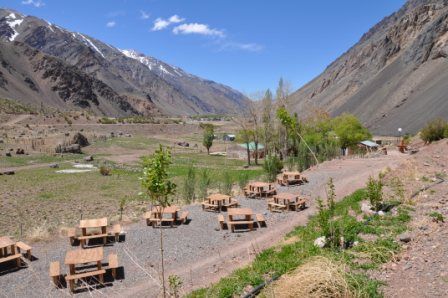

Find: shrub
367;175;383;211
198;169;211;199
237;172;249;192
183;165;196;203
420;118;448;143
429;211;444;223
99;117;117;124
168;275;183;298
263;154;283;182
100;166;111;176
316;178;341;248
220;171;233;195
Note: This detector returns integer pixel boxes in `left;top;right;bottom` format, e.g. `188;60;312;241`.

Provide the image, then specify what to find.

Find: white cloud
140;10;150;20
151;14;185;31
21;0;45;7
220;42;264;52
173;23;224;37
106;21;116;28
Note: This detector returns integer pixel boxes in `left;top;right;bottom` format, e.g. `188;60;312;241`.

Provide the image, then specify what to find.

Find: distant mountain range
0;8;248;116
288;0;448;135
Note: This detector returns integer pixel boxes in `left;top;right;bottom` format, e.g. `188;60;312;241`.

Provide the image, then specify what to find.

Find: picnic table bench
202;194;238;212
144;205;185;227
67;219;123;247
222;208;266;232
247;182;277;198
0;236;22;268
64;247;107;293
277;171;308;186
269;193;307;212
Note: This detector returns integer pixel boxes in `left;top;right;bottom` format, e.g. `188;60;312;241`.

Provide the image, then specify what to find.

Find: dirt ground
370;139;448;297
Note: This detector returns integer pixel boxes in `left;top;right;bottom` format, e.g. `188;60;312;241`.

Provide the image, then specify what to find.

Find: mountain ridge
288;0;448;135
0;8;248;116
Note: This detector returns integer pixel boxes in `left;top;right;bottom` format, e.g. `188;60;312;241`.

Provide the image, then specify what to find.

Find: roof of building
238;142;265;150
360;140;379;147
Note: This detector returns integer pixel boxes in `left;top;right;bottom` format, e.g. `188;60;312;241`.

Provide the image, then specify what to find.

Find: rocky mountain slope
0;8;248;116
289;0;448;135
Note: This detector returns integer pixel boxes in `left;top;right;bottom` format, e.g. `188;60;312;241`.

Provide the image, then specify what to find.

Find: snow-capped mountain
0;8;248;116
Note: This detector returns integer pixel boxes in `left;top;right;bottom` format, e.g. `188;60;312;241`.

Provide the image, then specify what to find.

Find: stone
399;233;412;243
361;202;375;215
49;163;59;168
84;155;94;162
5;152;11;157
314;236;326;248
16;148;25;155
55;144;81;154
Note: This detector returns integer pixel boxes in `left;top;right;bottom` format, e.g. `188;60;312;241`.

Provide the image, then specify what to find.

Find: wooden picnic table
271;193;306;211
78;217;108;248
64;247;105;292
274;192;298;203
227;208;255;232
248;182;276;198
203;194;238;211
277;171;306;186
0;236;21;268
145;205;181;227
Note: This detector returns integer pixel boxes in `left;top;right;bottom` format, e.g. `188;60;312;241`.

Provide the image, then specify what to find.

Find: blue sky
2;0;405;96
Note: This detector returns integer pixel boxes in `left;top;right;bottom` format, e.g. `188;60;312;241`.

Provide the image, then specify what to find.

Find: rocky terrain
289;0;448;135
0;9;248;116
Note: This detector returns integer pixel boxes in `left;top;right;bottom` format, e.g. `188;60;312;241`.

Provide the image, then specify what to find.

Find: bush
220;171;233;195
420;118;448;143
99;117;117;124
367;175;383;211
263;155;283;182
237;172;249;192
198;169;211;199
183;165;196;203
100;166;111;176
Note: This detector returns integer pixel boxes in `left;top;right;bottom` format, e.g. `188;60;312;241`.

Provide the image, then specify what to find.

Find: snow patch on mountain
77;34;105;58
120;49;186;78
5;13;23;41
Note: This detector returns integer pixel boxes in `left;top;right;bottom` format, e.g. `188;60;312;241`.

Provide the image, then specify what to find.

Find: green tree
236;129;253;166
183;165;196;203
263;154;283;182
332;113;371;149
141;145;176;298
202;124;214;154
198;169;211;199
262;89;273;156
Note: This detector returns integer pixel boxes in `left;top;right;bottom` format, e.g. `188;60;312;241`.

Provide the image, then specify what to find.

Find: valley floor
0;151;404;297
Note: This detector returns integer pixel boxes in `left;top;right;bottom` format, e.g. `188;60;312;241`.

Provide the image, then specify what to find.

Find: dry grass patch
265;256;352;298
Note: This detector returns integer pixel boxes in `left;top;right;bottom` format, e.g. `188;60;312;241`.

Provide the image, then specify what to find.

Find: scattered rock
16;148;25;155
84;155;94;162
361;202;375;215
314;236;326;248
398;233;412;243
5;152;11;157
49;163;59;168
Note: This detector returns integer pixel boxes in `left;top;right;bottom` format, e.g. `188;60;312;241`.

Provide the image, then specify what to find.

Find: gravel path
0;153;405;297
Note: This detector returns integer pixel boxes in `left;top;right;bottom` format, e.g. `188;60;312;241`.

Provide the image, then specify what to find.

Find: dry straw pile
266;256;352;298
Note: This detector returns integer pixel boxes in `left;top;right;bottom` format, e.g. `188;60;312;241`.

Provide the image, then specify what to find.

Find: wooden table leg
102;226;107;244
97;261;104;283
69;264;75;292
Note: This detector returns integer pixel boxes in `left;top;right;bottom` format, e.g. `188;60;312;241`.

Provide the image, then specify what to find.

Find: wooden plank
65;269;106;281
0;236;15;249
49;261;60;277
0;253;21;264
65;247;103;265
77;233;108;240
79;217;108;229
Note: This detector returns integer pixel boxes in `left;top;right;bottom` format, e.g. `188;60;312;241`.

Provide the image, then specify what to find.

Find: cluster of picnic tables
1;169;310;293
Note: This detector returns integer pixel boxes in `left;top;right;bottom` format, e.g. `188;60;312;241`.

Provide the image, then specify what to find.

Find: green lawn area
89;135;164;150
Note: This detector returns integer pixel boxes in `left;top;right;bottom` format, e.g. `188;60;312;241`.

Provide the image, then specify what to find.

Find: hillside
288;0;448;135
0;8;248;116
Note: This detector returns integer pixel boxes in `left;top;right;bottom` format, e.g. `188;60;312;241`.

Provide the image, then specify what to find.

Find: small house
223;134;236;141
226;142;265;159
